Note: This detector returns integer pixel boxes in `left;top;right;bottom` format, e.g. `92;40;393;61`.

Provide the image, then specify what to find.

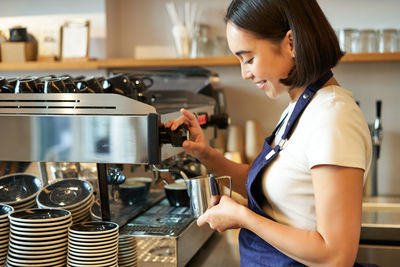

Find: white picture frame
61;20;90;60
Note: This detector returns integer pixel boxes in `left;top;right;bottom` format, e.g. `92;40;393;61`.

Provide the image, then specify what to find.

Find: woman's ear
285;30;295;58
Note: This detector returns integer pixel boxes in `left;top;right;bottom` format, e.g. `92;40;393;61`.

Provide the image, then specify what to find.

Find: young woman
166;0;372;266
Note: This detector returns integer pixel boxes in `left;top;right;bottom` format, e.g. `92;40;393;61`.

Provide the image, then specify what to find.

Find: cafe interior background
1;0;399;195
0;0;400;266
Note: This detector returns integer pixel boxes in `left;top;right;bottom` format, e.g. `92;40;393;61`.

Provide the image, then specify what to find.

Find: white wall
0;0;107;59
105;0;231;58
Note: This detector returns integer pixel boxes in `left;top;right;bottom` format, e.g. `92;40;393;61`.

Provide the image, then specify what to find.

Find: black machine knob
159;125;189;147
197;112;230;129
106;167;126;185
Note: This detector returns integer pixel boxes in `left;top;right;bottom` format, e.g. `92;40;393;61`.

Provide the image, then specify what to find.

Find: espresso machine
0;68;229;266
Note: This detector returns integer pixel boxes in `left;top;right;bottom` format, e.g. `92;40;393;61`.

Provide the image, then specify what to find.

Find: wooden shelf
341;52;400;62
0;53;399;71
0;56;238;71
97;56;239;69
0;60;99;71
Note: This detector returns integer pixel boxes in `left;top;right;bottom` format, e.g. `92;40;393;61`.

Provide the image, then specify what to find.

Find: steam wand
151;164;189;185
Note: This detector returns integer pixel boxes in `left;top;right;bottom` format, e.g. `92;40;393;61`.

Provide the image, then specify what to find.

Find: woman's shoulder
314;85;354;105
308;85;358;114
304;85;367;127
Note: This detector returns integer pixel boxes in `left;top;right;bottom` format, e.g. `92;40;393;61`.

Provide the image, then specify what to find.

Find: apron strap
281;71;333;141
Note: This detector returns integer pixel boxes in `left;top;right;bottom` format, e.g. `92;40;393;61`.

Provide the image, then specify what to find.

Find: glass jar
191;24;212;58
360;29;378;53
213;36;230;56
339;28;361;53
379;29;398;53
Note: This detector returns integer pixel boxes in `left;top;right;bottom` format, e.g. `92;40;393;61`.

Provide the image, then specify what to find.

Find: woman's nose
241;66;253;80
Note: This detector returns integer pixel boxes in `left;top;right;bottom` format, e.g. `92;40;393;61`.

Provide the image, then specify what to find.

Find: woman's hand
197;195;246;232
165;108;210;160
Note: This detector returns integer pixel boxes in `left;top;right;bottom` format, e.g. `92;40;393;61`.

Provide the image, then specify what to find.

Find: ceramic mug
164;182;190;207
14;78;38;93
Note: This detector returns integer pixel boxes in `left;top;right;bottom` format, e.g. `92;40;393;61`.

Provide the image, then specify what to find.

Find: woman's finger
164;120;176;128
182;109;203;127
181;108;197;121
170;116;189;131
182;140;206;154
196;212;208;227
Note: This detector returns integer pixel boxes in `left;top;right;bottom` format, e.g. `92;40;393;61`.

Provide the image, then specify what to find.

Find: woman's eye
245;57;254;64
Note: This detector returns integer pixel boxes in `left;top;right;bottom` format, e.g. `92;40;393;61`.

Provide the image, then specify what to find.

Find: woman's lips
256;80;267;89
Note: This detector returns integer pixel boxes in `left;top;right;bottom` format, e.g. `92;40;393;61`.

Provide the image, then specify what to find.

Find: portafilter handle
159;124;189;147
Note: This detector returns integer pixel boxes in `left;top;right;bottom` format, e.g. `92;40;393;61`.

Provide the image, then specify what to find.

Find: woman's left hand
197;195;245;232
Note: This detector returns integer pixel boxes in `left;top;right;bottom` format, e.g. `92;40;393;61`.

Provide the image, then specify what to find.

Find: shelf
0;56;238;71
0;60;99;71
97;56;239;69
0;53;399;71
341;52;400;62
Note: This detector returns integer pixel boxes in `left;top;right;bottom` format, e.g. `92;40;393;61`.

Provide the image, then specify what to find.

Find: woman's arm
165;108;250;196
198;165;364;266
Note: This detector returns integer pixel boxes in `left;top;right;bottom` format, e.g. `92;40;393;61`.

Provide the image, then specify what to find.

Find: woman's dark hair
225;0;344;88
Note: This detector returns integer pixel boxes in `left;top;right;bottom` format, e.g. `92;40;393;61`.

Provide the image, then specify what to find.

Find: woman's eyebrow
235;50;251;56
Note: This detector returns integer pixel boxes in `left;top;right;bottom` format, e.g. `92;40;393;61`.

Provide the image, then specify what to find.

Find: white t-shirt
261;85;372;230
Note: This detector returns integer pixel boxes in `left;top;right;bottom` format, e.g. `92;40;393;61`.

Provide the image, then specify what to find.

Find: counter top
362;196;400;227
361;196;400;244
187;229;241;267
363;196;400;212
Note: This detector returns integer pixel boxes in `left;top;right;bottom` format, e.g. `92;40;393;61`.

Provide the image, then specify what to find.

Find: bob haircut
225;0;344;88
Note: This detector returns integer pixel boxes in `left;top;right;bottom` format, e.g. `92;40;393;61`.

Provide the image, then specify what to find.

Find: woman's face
226;22;296;99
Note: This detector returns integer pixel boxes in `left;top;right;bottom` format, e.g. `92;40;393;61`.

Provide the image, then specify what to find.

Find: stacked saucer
0;174;42;212
0;204;14;266
68;221;119;267
90;200;102;221
118;235;138;267
37;179;94;223
6;208;71;267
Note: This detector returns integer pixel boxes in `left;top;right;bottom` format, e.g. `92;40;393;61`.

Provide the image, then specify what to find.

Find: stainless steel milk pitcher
186;174;232;218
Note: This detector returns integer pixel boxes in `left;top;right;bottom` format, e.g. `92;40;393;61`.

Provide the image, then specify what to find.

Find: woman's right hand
164;108;210;160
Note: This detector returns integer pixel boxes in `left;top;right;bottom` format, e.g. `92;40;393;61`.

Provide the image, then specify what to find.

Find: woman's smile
255;80;267;89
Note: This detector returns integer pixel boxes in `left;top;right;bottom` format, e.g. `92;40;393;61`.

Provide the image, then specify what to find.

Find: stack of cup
245;120;262;163
225;125;245;163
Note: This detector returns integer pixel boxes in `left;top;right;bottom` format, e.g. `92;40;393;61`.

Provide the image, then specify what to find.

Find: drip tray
120;199;214;267
122;200;194;236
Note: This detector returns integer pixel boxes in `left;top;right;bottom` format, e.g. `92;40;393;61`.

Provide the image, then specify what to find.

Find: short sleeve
305;99;371;171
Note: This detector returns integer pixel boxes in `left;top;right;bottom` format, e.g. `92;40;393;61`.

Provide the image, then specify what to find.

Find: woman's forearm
239;207;358;266
199;146;250;197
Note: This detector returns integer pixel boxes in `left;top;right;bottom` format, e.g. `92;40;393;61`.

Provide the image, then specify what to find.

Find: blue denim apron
238;71;333;266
